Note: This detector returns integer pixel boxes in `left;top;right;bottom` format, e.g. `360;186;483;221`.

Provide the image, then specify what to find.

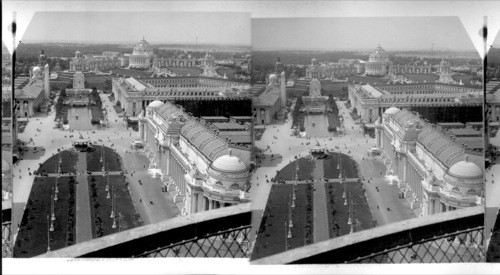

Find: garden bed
273;157;315;182
251;183;313;260
323;152;358;179
86;145;122;172
36;150;78;174
13;176;76;257
326;96;341;132
88;175;142;238
325;181;376;239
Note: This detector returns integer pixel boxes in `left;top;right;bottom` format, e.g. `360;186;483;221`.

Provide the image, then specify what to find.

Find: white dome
148;100;164;108
369;46;390;62
33;66;41;73
384;107;400;115
133;38;153;55
448;159;482;179
269;74;278;83
211;151;247;173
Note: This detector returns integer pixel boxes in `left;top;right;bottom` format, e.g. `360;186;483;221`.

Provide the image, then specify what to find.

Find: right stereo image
485;26;500;263
249;16;489;264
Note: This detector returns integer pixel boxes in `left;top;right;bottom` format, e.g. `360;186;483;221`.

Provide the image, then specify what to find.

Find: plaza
249;97;419;259
11;89;182;255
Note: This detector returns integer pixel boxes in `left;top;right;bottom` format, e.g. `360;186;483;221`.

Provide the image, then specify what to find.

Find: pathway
312;159;329;243
75;152;92;243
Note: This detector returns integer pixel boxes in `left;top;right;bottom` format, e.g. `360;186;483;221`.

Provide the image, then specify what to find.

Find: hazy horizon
21;12;251;46
252;17;477;52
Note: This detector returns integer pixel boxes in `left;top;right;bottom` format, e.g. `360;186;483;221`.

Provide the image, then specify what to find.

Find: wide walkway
75;152;92;243
312;159;329;243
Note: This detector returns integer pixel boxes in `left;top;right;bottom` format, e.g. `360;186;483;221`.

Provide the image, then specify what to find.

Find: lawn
323;152;358;179
88;175;142;238
37;150;78;174
325;181;376;239
86;145;122;172
273;157;316;182
251;183;313;260
326;96;341;131
13;176;76;257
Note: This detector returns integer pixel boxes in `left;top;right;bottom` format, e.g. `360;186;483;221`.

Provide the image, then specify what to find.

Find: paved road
304;114;330;137
75;152;92;243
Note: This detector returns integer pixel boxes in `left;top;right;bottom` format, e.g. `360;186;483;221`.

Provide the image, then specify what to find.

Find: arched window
452;187;460;192
467;189;476;194
215;181;223;186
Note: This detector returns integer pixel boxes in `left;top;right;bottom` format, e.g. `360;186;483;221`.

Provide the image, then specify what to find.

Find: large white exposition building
375;108;483;218
138;101;252;215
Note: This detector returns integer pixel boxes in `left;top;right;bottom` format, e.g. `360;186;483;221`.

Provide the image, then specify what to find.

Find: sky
252;17;477;51
20;12;251;45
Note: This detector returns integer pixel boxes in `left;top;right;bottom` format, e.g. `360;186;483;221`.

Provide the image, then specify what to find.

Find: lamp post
47;214;51;252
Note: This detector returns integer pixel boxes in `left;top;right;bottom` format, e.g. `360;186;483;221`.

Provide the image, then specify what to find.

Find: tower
39;49;47;67
280;71;286;107
44;64;50;99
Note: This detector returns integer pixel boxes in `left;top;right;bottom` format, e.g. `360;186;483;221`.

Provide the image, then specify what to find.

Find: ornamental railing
251;206;484;264
38;203;251;258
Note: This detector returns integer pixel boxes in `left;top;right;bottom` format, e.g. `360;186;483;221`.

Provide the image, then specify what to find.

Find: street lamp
54;180;58;201
50;191;56;222
47;214;51;252
110;184;115;219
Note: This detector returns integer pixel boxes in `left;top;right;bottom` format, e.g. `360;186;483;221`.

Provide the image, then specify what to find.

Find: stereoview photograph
249;16;485;264
8;11;253;258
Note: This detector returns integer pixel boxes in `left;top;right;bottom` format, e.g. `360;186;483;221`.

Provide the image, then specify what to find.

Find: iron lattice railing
2;222;12;257
252;206;485;264
350;226;484;263
38;203;251;258
136;225;251;258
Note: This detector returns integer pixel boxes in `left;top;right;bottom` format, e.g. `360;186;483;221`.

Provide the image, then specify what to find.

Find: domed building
129;37;155;69
365;45;391;75
138;101;252;216
376;108;483;218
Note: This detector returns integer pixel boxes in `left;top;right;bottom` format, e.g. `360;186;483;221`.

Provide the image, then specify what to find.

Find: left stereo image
3;11;253;258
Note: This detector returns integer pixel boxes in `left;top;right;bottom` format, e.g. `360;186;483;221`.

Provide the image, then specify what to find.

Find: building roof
218;131;252;144
448;159;483;179
147;100;164;108
447;128;482;137
125;77;148;92
384;106;400;115
156;101;184;119
211;150;248;173
362;84;383;98
181;120;227;161
212;122;246;131
252;91;280;107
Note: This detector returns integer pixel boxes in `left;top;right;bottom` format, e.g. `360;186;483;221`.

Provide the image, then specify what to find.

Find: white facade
139;101;251;216
375;108;484;219
129;38;155;69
